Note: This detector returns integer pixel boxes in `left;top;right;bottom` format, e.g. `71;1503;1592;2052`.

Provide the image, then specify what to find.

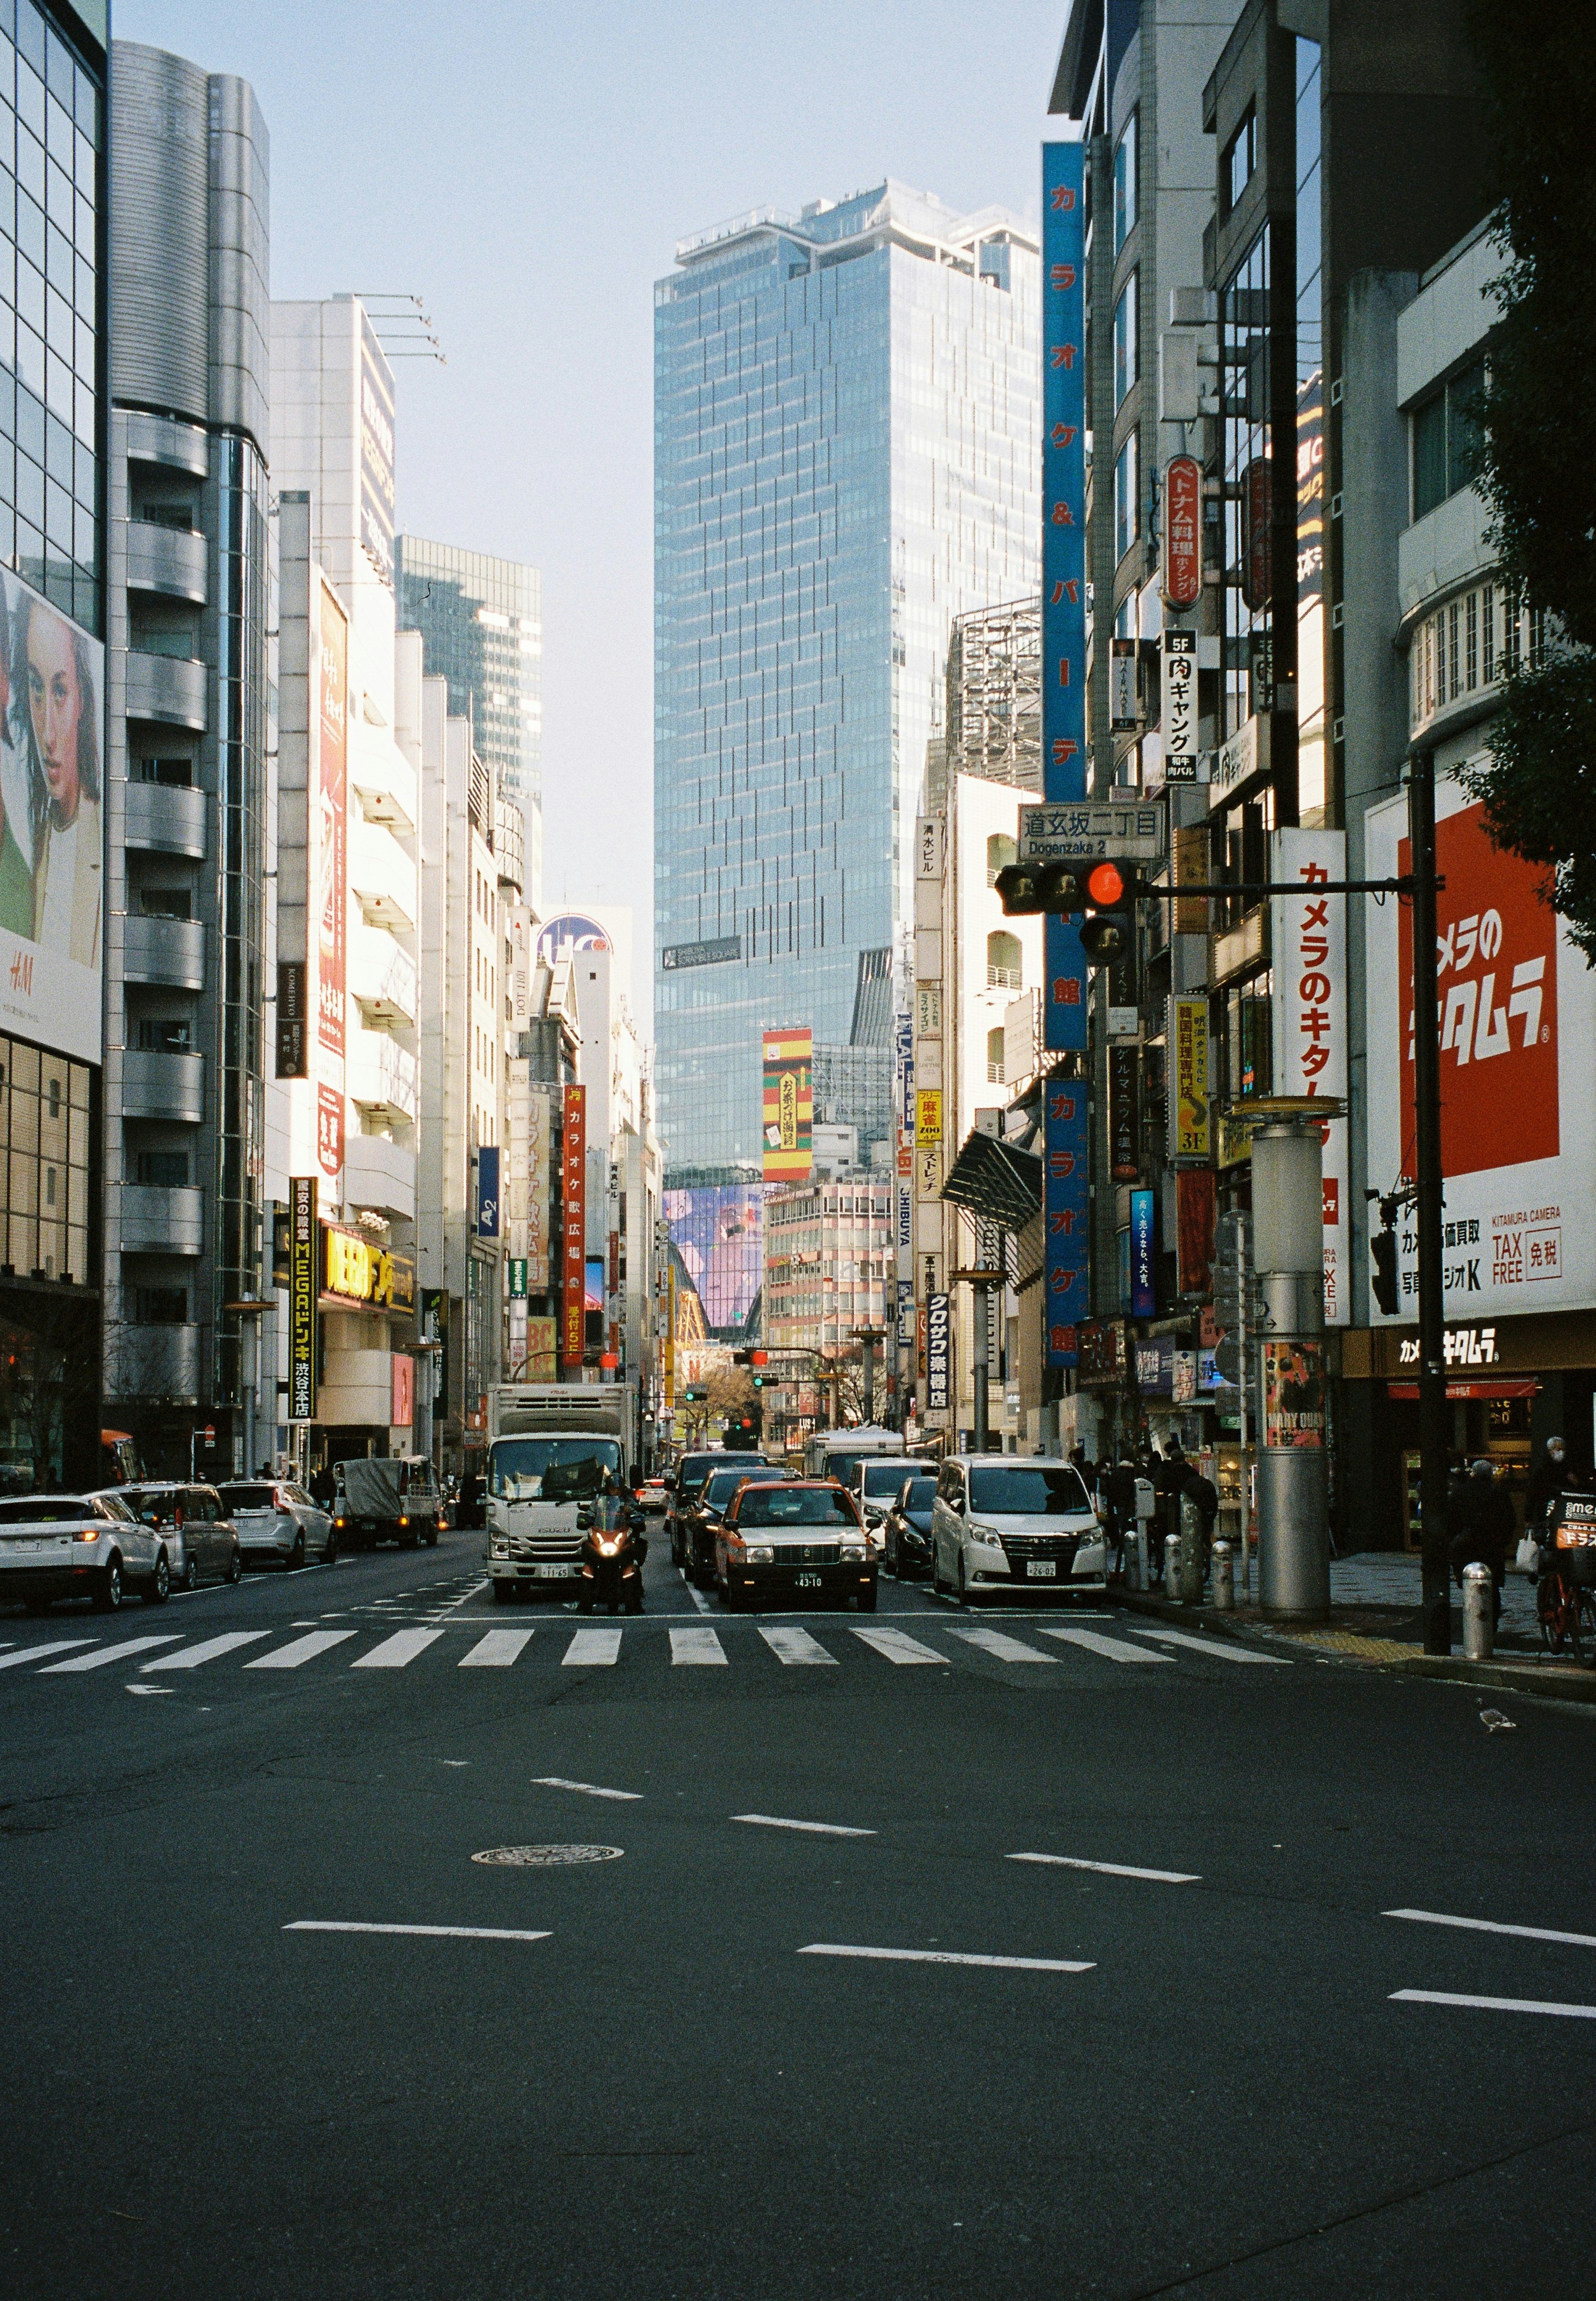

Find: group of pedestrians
1448;1435;1590;1626
1069;1439;1219;1584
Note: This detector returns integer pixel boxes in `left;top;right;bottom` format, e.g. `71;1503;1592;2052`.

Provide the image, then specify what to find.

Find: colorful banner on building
926;1291;951;1413
663;1183;764;1339
525;1315;557;1381
526;1085;551;1289
1109;1042;1140;1181
316;1081;344;1185
1367;783;1596;1323
1270;830;1347;1325
761;1026;813;1182
289;1177;316;1421
476;1144;500;1239
317;579;347;1064
915;1087;943;1146
1042;138;1089;1054
1170;995;1211;1162
562;1084;586;1367
1164;454;1203;609
1130;1186;1157;1319
391;1353;414;1430
1044;1072;1089;1365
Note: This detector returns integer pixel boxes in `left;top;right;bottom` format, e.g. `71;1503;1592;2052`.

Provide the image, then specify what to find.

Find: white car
217;1479;336;1569
0;1492;167;1613
930;1455;1106;1603
854;1457;914;1548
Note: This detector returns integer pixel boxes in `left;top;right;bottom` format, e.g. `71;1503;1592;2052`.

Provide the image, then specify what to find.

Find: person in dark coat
1524;1437;1569;1544
1450;1458;1515;1623
309;1462;335;1510
1106;1458;1138;1576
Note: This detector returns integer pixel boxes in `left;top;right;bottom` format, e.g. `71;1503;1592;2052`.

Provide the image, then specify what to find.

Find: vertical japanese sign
476;1144;500;1239
1044;1073;1089;1366
421;1288;448;1412
761;1027;813;1182
1161;632;1198;777
1271;830;1348;1325
527;1085;550;1288
926;1292;951;1414
1042;139;1089;1055
289;1177;317;1422
1163;455;1202;608
1170;995;1212;1160
1130;1187;1157;1319
562;1084;586;1367
1109;1043;1140;1180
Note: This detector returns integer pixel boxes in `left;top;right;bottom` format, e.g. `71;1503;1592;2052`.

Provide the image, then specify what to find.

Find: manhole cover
472;1844;623;1867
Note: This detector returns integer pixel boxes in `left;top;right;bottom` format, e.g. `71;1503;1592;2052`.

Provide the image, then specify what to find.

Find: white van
929;1454;1105;1602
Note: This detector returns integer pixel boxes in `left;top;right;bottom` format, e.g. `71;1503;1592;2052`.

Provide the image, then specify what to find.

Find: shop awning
939;1130;1042;1231
1386;1379;1540;1401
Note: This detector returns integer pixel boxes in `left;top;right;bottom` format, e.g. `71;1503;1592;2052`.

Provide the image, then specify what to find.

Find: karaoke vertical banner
1044;1074;1089;1366
1042;139;1088;1056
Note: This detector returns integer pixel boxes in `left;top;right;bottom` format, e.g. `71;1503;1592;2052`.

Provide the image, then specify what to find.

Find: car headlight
839;1542;867;1562
742;1544;774;1564
966;1522;1003;1548
491;1540;508;1557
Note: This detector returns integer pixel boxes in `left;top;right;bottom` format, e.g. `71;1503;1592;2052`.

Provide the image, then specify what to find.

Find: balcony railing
126;520;207;606
124;650;207;732
120;1183;204;1255
125;779;207;860
123;914;205;989
122;1048;204;1123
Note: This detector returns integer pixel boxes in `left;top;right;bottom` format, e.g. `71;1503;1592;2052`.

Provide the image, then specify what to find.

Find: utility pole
1408;746;1450;1654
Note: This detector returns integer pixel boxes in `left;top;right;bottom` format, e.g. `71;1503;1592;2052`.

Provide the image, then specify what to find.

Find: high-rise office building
396;535;542;911
0;0;106;1487
103;40;270;1477
653;182;1040;1185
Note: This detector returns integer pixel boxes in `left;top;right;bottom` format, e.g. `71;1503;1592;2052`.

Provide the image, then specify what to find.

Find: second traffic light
993;857;1139;964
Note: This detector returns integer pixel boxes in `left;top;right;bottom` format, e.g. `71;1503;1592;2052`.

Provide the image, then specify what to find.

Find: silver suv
0;1493;166;1613
217;1479;335;1570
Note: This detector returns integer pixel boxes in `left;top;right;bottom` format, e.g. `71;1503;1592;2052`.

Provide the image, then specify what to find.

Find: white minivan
930;1454;1106;1603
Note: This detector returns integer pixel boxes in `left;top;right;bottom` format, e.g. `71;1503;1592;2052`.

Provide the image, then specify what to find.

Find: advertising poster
1170;995;1211;1161
1270;830;1348;1325
1264;1339;1325;1448
359;316;397;588
0;567;104;1064
317;580;348;1069
926;1291;951;1413
391;1355;414;1430
1130;1187;1156;1318
525;1316;557;1381
761;1025;813;1182
289;1178;317;1422
915;1087;943;1145
562;1084;586;1367
1366;783;1596;1321
1177;1168;1216;1297
1042;138;1089;1055
663;1185;764;1339
584;1256;605;1316
1044;1073;1088;1365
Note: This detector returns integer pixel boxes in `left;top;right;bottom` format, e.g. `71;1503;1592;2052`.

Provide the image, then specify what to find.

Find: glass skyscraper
654;182;1039;1179
395;535;542;906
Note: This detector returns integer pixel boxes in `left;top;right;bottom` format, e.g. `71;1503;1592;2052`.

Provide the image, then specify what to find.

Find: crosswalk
0;1613;1296;1686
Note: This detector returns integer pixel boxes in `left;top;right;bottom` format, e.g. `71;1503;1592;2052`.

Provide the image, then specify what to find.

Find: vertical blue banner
476;1145;500;1239
1044;1074;1089;1367
1042;140;1089;1060
1130;1187;1157;1318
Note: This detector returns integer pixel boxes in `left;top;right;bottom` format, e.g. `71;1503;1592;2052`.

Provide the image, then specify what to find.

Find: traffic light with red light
995;856;1141;966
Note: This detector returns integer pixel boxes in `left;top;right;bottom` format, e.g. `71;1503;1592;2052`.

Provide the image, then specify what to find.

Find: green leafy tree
1460;0;1596;957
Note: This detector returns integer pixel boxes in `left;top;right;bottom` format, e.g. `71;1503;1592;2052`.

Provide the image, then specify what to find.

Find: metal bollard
1178;1494;1203;1605
1462;1560;1495;1661
1132;1525;1149;1592
1211;1539;1234;1611
1164;1532;1181;1601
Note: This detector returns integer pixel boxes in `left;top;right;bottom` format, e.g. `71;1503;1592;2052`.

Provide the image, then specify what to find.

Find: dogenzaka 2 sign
1018;802;1165;864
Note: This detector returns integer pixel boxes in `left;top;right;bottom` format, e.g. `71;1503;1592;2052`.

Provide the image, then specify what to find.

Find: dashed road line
1385;1908;1596;1951
799;1944;1094;1973
1391;1989;1596;2020
285;1921;552;1944
532;1776;642;1801
1008;1852;1201;1883
733;1813;875;1838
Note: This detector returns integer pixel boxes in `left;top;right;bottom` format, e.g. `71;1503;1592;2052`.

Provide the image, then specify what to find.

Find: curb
1114;1585;1596;1705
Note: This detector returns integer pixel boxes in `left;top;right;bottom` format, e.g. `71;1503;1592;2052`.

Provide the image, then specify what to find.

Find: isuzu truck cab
484;1383;636;1604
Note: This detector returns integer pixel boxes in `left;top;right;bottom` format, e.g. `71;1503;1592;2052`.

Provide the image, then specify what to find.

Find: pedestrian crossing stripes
4;1616;1299;1683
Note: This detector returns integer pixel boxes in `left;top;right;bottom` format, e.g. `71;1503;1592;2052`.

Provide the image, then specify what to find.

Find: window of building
133;1150;188;1187
985;832;1016;887
1113;430;1139;564
134;1286;187;1325
1411;357;1485;520
986;1028;1005;1084
1113;112;1137;252
986;931;1021;992
1113;272;1138;409
1224;107;1256;215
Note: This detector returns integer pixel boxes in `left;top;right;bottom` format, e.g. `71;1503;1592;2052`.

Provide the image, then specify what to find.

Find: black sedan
683;1463;787;1588
882;1473;938;1579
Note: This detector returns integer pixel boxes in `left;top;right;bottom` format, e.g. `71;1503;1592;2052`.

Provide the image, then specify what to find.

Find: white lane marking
946;1626;1059;1663
352;1627;448;1670
1391;1989;1596;2020
285;1921;551;1944
671;1625;727;1666
39;1635;183;1672
1008;1852;1201;1883
142;1632;273;1670
799;1944;1094;1973
127;1684;174;1695
0;1638;94;1669
246;1629;360;1670
733;1813;875;1838
759;1626;837;1666
851;1626;946;1665
1386;1908;1596;1951
563;1626;622;1667
1129;1625;1291;1665
687;1582;712;1616
1039;1626;1172;1665
532;1776;642;1801
458;1628;534;1668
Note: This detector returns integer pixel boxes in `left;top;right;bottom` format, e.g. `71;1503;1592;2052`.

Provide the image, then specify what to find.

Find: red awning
1386;1379;1540;1401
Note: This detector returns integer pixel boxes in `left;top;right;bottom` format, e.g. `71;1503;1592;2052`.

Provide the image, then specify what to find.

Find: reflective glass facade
654;184;1039;1175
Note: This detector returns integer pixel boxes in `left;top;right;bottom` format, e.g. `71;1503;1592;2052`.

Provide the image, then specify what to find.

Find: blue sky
116;0;1066;999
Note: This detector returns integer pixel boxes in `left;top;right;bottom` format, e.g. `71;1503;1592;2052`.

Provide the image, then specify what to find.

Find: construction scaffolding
939;595;1043;802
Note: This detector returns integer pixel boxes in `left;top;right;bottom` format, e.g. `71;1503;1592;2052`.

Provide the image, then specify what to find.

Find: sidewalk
1117;1547;1596;1704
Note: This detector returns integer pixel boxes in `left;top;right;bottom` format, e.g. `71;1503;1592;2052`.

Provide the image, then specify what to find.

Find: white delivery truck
484;1382;638;1605
803;1425;909;1545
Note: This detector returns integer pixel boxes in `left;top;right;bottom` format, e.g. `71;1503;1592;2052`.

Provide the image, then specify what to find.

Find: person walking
1525;1436;1569;1546
1450;1458;1514;1626
1106;1457;1138;1580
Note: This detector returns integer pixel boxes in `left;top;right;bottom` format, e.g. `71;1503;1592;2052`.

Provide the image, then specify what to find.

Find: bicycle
1536;1545;1596;1667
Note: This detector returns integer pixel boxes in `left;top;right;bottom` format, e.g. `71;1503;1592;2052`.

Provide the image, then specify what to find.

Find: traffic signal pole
1408;746;1450;1654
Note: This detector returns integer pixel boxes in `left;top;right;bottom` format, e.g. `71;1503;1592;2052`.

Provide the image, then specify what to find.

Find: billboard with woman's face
0;571;103;1063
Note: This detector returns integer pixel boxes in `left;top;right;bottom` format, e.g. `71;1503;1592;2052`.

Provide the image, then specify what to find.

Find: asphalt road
2;1527;1594;2300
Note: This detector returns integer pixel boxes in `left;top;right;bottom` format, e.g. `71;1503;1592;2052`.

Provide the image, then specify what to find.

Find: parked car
637;1477;670;1516
930;1455;1106;1603
217;1479;335;1570
855;1456;918;1548
0;1491;168;1612
882;1473;938;1579
682;1462;787;1588
333;1456;444;1551
715;1479;876;1612
90;1482;242;1592
667;1450;766;1567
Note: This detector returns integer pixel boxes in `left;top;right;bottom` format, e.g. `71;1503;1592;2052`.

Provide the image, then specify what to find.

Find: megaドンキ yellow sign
762;1027;812;1182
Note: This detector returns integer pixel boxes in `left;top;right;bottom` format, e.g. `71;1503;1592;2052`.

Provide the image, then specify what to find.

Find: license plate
537;1564;572;1579
1026;1560;1057;1579
795;1571;823;1589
